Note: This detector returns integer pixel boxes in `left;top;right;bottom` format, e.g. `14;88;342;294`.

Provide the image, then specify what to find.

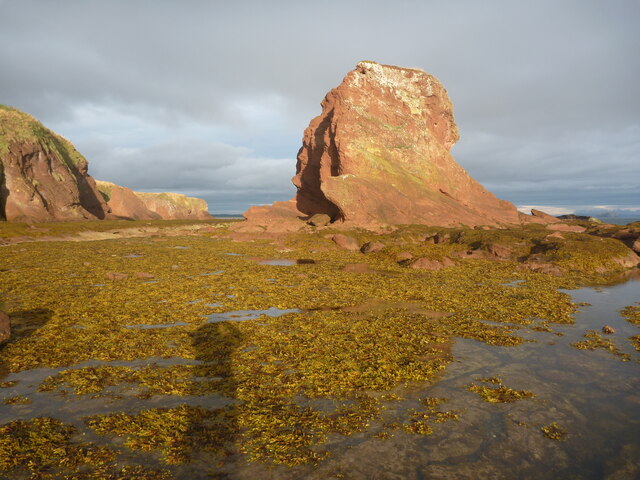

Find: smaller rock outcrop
557;214;601;223
530;209;561;223
96;181;160;220
134;192;211;220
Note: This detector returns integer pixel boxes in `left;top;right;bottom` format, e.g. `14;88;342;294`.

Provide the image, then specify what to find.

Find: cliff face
0;105;109;222
96;182;211;220
134;192;211;220
242;61;520;230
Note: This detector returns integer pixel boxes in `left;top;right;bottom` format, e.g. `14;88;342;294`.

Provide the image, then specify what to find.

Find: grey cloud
1;0;639;213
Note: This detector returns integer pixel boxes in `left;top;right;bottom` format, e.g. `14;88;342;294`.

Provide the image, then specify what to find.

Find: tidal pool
202;306;302;323
215;278;640;480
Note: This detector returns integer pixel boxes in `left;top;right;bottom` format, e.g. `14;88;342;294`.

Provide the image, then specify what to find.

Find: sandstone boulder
241;61;520;230
396;251;414;261
484;244;513;260
360;241;385;253
530;209;561;223
544;232;565;241
105;272;128;281
409;257;455;270
547;224;587;233
331;234;360;251
237;200;304;233
519;256;564;276
0;105;110;221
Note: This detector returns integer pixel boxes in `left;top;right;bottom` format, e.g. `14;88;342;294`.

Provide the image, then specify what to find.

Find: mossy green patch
468;378;535;403
3;394;31;405
541;422;568;441
404;397;460;435
572;330;631;361
0;104;87;169
85;405;236;465
0;417;172;479
620;304;640;326
38;364;227;397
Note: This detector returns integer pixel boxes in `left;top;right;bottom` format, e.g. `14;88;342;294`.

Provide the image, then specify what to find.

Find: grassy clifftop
0;105;86;168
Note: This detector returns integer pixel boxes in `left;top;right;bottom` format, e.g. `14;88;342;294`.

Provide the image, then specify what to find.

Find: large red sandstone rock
96;181;160;220
241;61;521;230
0;106;110;222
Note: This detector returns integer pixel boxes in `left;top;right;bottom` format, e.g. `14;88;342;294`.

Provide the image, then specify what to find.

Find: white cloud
517;206;575;216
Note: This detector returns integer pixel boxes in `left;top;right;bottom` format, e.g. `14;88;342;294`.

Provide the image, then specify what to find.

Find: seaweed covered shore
0;218;639;479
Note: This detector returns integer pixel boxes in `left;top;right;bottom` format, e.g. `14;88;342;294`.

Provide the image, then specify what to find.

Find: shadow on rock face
48;135;108;220
294;110;343;221
0;165;8;221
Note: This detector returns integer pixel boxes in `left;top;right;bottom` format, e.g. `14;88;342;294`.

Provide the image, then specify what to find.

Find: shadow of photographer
0;307;53;380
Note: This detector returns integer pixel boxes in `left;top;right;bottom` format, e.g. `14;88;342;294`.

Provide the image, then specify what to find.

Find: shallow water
207;278;638;480
222;279;639;480
259;259;297;266
124;306;302;329
0;358;233;428
203;306;302;323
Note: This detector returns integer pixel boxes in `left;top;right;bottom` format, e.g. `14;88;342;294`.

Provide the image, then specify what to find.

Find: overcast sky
1;0;638;215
